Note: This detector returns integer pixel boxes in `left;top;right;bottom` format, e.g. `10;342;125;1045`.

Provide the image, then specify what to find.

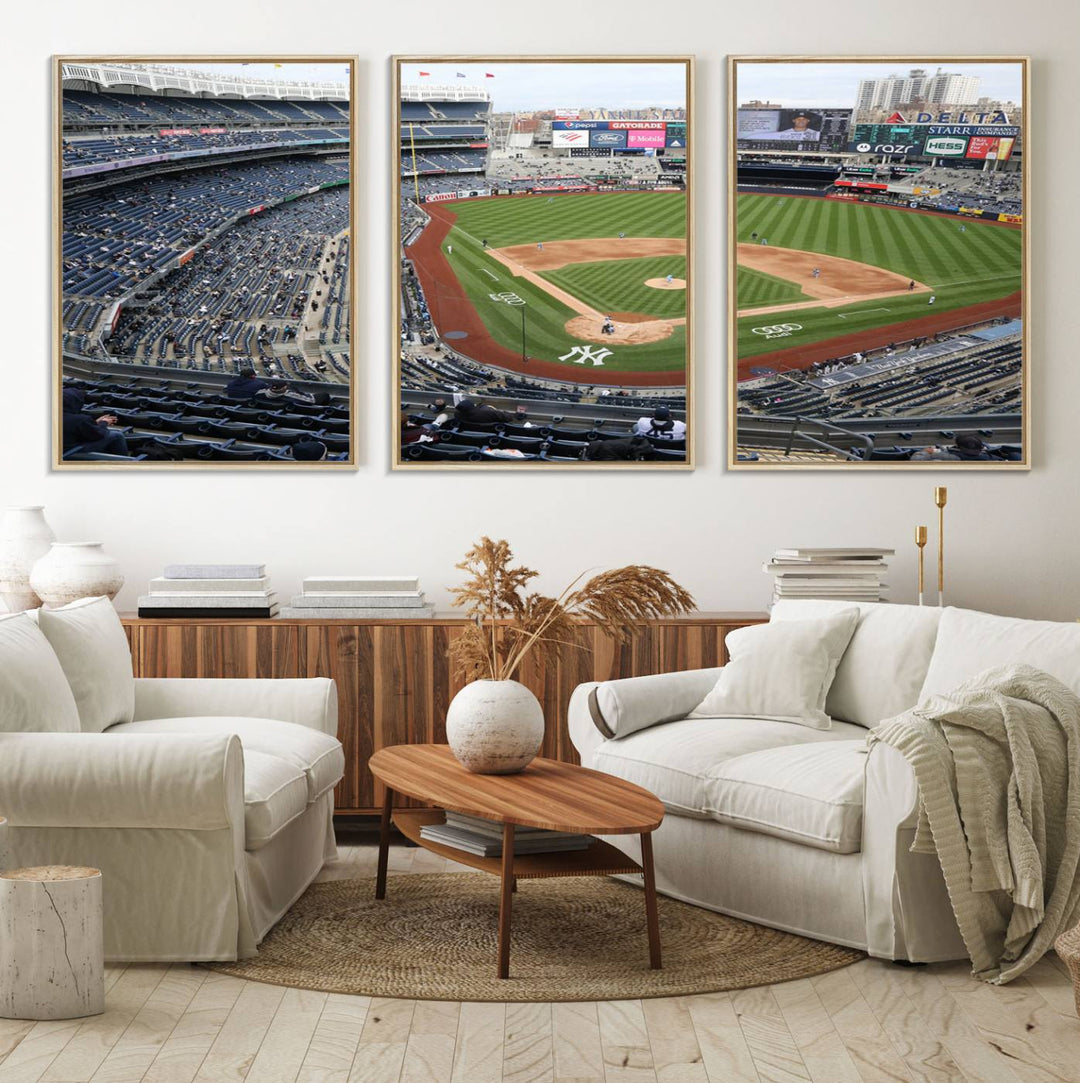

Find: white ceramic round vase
0;506;56;612
29;543;125;609
445;679;545;774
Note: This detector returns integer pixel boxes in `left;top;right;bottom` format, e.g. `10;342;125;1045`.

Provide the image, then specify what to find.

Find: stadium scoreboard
850;123;1020;161
552;119;687;153
736;107;853;152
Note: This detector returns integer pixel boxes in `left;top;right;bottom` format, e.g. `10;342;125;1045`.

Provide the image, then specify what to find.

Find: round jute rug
206;874;863;1002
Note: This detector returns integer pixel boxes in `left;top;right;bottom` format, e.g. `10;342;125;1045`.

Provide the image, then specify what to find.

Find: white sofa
0;598;344;962
569;601;1080;962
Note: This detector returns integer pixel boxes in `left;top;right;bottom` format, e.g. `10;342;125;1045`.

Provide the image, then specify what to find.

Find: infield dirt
737;244;930;317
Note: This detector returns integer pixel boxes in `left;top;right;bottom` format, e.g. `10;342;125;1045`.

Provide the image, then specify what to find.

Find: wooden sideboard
120;612;767;816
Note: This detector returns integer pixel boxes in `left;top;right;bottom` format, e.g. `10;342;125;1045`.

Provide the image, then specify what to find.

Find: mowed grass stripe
544;256;686;319
738;266;807;308
450;191;686;247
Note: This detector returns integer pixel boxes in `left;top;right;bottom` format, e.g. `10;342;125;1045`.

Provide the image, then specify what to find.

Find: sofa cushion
771;600;942;728
920;607;1080;701
0;612;80;733
36;597;135;733
708;741;867;853
109;716;344;802
591;715;868;821
243;750;310;850
690;610;859;730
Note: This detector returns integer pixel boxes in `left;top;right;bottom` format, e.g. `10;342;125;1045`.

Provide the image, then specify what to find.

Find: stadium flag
419;71;430;77
485;73;495;78
456;72;466;78
273;64;283;69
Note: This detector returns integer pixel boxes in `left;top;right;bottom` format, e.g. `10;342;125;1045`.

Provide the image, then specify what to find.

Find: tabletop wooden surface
369;744;664;835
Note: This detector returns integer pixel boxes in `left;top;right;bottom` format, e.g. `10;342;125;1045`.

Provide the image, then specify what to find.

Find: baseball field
735;193;1022;366
405;191;688;383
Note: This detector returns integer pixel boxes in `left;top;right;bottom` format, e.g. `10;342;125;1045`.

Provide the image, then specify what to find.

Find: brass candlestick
935;487;948;607
915;525;928;606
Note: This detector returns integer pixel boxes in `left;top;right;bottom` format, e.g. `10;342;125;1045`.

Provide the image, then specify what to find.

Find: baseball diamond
406;191;687;381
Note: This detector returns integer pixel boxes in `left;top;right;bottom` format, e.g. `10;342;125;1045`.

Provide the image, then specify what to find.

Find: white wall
7;0;1079;620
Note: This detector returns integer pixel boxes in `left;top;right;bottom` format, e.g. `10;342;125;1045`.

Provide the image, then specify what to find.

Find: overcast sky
736;61;1023;108
171;62;350;86
399;62;687;111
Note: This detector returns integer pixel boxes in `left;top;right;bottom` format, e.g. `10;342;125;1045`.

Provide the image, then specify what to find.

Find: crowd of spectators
907;165;1022;215
64;89;348;129
103;187;349;383
63;127;346;168
63;156;347;328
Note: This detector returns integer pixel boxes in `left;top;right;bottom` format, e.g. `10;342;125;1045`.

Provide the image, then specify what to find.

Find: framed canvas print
728;57;1028;469
54;56;358;468
394;56;693;469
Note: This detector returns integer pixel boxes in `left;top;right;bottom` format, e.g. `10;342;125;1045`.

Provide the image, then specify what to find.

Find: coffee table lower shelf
379;807;662;978
393;809;644;879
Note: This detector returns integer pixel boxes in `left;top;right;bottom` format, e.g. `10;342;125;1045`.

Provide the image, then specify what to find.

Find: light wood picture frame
728;56;1029;470
54;55;358;469
393;56;694;470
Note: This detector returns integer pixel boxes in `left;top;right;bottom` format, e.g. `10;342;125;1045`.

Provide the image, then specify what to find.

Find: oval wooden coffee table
369;744;665;979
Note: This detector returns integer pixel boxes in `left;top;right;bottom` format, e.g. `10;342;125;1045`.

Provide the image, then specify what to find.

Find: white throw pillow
689;609;860;730
770;600;942;727
0;612;81;733
36;597;134;734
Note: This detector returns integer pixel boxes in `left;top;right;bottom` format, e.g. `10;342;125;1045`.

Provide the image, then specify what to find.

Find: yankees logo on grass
558;345;612;366
751;323;803;340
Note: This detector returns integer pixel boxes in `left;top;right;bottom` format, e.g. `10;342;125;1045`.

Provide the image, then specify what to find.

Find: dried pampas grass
448;537;694;682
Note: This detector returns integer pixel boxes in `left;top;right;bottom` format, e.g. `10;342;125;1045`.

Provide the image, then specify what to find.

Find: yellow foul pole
409;122;420;205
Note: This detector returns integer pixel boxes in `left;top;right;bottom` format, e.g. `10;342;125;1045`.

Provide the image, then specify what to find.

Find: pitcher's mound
565;314;675;346
645;277;686;290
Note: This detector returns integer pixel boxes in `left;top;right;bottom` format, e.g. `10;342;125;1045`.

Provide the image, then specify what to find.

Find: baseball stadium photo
395;57;692;467
55;58;355;467
729;58;1027;468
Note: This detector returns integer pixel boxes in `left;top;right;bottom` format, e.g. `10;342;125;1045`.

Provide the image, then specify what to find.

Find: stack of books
280;576;434;619
764;548;893;604
138;563;277;618
420;811;593;857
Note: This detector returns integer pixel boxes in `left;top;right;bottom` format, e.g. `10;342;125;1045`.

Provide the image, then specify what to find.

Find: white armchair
0;601;343;962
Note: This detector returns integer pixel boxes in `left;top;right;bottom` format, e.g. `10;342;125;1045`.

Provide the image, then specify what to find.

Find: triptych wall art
52;54;1028;470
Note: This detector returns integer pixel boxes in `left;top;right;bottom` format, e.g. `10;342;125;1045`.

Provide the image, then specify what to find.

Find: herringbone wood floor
2;838;1079;1083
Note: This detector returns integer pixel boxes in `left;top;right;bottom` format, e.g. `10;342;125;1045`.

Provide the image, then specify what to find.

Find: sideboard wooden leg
640;832;662;969
497;823;515;979
375;787;394;900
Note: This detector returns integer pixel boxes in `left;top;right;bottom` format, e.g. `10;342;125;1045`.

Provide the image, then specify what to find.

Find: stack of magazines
281;575;434;619
420;811;593;857
138;564;276;617
764;547;893;603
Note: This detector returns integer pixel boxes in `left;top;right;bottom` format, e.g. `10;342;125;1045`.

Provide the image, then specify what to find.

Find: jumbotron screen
736;107;853;152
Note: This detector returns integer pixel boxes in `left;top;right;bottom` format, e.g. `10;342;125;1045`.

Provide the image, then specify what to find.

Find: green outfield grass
428;192;687;373
736;194;1022;359
737;265;808;309
544;256;687;320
